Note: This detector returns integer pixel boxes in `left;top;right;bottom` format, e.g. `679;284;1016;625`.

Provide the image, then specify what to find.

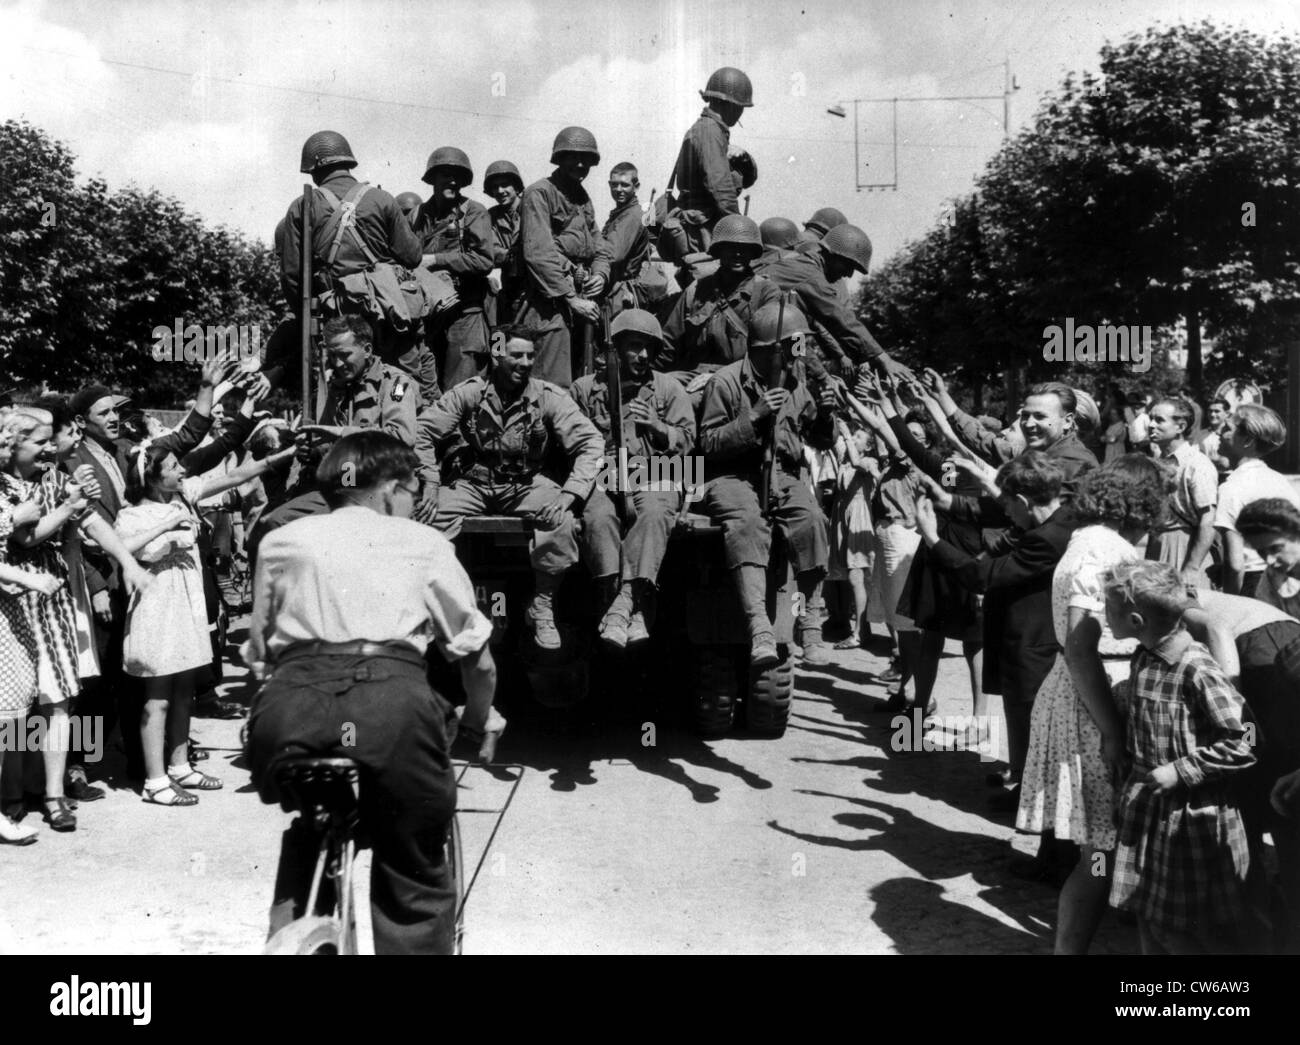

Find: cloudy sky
4;0;1297;265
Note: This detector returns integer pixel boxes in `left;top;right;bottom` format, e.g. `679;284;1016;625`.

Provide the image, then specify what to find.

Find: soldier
570;310;695;649
696;301;836;667
278;131;432;399
758;216;804;269
415;324;604;649
600;162;650;318
660;67;755;265
656;214;781;404
518;127;612;387
395;192;423;227
413;147;495;392
799;207;848;248
483;160;526;325
306;314;418;448
759;222;913;381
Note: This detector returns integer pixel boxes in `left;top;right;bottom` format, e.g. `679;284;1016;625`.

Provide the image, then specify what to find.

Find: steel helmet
610;308;664;345
423;146;473;186
482;159;524;193
749;299;811;347
821;223;873;274
759;217;801;250
300;131;357;173
804;207;848;237
550;126;600;166
701;67;754;108
708;214;763;257
395;192;423;212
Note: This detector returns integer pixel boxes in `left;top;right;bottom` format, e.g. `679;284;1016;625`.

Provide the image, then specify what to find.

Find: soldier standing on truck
484;160;526;326
277;131;437;402
758;222;914;383
655;215;781;406
518;127;612;387
695;301;837;668
658;67;754;266
599;163;650;320
570;310;696;649
413;147;496;392
415;325;604;649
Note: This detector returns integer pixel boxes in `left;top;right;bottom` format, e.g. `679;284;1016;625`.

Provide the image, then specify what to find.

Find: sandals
169;767;224;791
143;780;199;807
42;797;77;832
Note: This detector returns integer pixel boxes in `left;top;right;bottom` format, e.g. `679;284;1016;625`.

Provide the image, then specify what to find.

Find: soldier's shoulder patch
389;372;409;401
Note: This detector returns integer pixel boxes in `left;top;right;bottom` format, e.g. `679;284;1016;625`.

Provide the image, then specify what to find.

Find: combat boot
797;577;830;667
527;572;564;651
626;580;656;647
599;580;633;649
734;564;778;668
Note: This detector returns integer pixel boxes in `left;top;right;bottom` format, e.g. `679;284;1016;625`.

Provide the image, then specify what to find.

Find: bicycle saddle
273;757;361;816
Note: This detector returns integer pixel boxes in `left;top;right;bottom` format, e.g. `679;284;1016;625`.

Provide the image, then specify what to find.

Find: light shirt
241;505;492;676
84;435;126;506
1157;441;1218;531
1213;459;1300;572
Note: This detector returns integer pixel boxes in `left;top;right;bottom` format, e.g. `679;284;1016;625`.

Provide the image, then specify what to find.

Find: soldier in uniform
696;301;836;668
308;315;418;447
799;207;848;248
758;217;804;269
600;162;650;319
415;324;604;649
396;192;423;227
570;310;695;649
277;131;433;400
518;127;612;388
759;222;913;382
656;215;781;406
484;160;526;326
660;67;754;264
413;148;495;392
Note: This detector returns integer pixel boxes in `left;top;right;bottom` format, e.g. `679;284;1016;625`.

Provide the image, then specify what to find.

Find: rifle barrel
299;183;313;422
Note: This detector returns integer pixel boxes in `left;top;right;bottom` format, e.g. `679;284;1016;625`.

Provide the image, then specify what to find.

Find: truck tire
746;652;793;737
692;647;740;736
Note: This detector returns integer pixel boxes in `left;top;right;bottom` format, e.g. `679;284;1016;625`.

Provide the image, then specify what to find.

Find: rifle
299;183;314;422
743;193;751;216
602;302;631;517
759;293;786;514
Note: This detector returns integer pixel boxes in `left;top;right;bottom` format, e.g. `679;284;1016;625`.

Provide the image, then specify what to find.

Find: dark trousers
516;295;571;388
79;587;143;776
429;308;490;392
248;654;458;955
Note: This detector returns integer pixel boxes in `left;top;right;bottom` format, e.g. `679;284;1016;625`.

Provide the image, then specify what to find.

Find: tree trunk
1186;299;1203;396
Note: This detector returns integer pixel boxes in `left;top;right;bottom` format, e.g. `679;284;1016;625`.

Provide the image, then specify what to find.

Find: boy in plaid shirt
1102;560;1257;954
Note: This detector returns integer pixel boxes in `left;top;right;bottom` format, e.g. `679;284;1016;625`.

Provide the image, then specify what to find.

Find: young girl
829;418;878;650
116;440;293;806
1236;498;1300;618
1104;559;1257;954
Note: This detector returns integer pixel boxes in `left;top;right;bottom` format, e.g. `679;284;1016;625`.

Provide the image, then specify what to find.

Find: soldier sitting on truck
695;300;837;668
569;309;696;649
414;325;605;650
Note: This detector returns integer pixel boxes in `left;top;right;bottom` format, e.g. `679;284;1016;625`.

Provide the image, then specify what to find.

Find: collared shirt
600;199;649;291
1156;440;1218;531
84;434;127;506
569;369;696;458
1213;458;1300;572
416;376;604;499
411;195;495;309
317;355;418;446
241;505;493;676
672;107;738;218
520;173;612;300
697;356;831;480
279;170;423;306
756;248;886;364
657;272;781;376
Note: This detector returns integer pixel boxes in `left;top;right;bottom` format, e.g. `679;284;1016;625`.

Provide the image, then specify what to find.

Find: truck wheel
692;647;739;737
746;652;794;737
526;660;589;709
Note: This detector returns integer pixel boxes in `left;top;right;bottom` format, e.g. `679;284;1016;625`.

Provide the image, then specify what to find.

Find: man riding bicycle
243;431;501;955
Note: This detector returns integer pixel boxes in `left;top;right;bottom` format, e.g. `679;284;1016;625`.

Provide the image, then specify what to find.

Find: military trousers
580;488;681;584
429;307;490;393
697;471;829;574
516;295;572;389
434;474;578;574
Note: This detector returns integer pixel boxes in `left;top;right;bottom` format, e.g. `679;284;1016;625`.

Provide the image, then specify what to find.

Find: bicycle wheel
264;916;346;955
449;814;465;955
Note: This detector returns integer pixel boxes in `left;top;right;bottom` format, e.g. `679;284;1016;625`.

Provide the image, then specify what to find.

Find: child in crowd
1104;560;1257;954
829;417;879;650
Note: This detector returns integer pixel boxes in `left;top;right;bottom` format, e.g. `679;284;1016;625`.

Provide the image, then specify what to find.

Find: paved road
3;620;1138;955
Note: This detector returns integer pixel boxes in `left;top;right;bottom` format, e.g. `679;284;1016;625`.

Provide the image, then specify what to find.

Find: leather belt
274;640;425;668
